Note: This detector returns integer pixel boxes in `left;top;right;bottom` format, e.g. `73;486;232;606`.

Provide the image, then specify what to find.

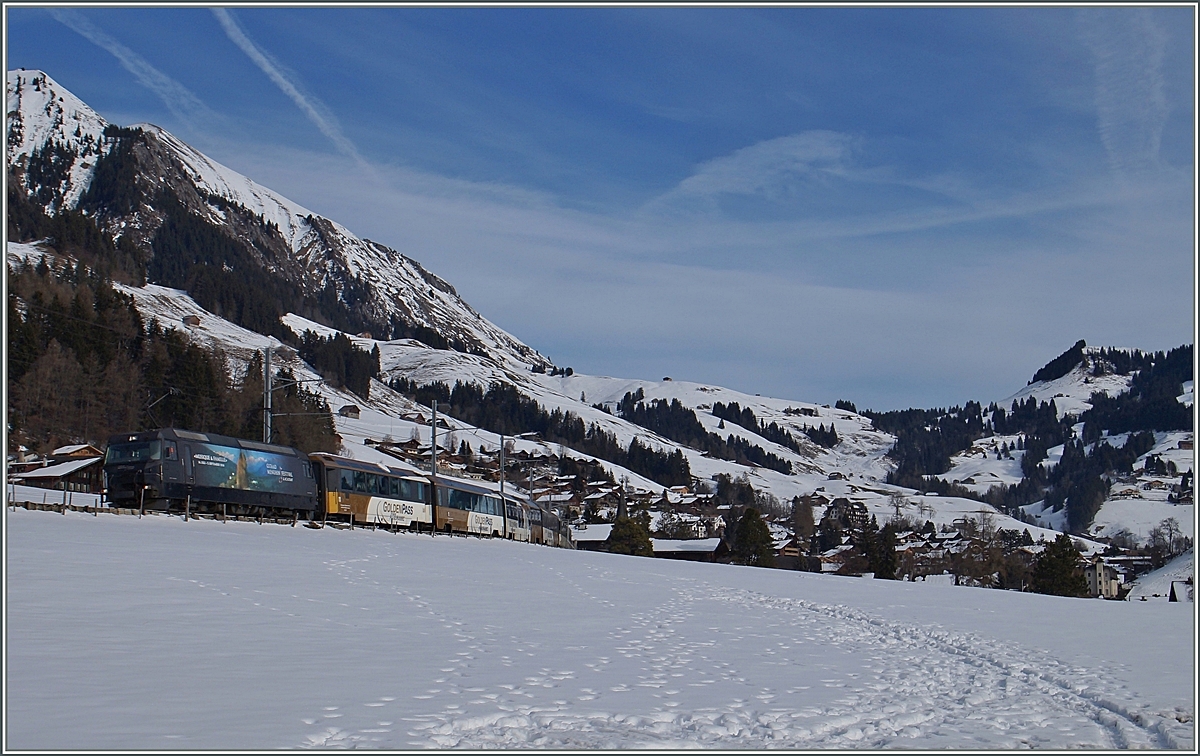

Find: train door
182;445;193;485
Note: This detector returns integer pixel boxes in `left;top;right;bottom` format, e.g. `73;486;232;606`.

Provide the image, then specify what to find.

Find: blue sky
6;6;1195;410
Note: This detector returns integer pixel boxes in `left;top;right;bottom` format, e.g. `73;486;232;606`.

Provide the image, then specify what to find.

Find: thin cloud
49;8;217;129
650;130;856;212
211;8;371;174
1079;8;1170;177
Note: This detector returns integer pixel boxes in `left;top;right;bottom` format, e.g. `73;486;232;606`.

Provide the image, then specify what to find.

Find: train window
353;471;368;493
400;479;422;502
303;462;313;478
341;470;355;491
387;477;400;498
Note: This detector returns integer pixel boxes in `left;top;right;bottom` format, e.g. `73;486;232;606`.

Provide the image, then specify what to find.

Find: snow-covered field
5;508;1194;750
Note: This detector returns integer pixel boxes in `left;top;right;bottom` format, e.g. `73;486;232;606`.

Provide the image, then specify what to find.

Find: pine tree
732;508;775;567
607;513;654;557
1031;533;1087;597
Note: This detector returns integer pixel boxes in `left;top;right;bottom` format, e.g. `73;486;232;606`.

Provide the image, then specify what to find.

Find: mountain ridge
6;69;550;371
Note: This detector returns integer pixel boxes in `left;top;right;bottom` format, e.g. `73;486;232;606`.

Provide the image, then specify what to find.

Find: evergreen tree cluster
800;423;839;448
297;330;380;399
834;399;858;413
387;378;692;487
711;400;838;451
6;256;338;454
866;401;986;485
622;395;792;474
856;516;898;579
1029;339;1087;385
1041;431;1156;532
989;396;1066;442
8;169;147;284
1088;346;1157;377
1079;345;1193;438
77;127;143;217
149;190;310;340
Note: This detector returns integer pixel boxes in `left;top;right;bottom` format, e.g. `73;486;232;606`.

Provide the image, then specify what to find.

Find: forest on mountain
863;342;1193;533
387;378;691;488
616;390;793;474
6;252;337;454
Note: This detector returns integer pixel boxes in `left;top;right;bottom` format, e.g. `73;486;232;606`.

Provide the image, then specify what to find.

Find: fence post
185;495;191;522
223;501;227;523
139;486;145;519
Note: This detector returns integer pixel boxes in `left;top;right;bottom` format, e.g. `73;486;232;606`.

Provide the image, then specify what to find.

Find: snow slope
5;509;1193;750
1127;549;1196;602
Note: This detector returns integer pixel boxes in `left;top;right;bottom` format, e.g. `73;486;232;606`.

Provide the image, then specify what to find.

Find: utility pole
431;400;438;480
499;433;507;536
263;347;272;444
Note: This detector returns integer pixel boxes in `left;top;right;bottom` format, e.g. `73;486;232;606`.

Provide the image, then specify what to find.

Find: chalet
51;443;104;460
818;544;860;574
181;314;201;327
11;456;103;493
1110;487;1142;500
651;538;727;562
571;523;614;552
338;405;361;419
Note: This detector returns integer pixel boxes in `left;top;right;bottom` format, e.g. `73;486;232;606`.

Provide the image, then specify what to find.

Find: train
101;428;574;548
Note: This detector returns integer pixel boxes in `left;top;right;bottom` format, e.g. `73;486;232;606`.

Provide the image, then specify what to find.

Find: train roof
308;452;427;481
105;429;304;458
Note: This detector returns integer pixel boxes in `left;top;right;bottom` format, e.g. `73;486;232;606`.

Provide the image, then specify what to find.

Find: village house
1083;557;1123;599
8;443;106;493
652;538;728;563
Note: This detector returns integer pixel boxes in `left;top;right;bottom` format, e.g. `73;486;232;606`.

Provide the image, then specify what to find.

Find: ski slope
5;508;1193;750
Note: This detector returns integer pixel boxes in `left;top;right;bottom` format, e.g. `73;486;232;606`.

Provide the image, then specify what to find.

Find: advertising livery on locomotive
103;428;318;516
102;428;574;548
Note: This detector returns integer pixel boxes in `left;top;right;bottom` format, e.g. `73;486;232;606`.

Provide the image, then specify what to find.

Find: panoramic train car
503;494;531;543
528;503;546;545
536;505;563;547
102;428;318;516
309;453;430;530
433;474;506;537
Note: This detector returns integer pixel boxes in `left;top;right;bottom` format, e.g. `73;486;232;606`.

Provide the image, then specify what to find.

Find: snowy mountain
6;69;550;371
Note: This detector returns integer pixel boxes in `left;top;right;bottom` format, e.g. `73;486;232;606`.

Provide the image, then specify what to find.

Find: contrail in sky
212;7;371;172
49;8;216;128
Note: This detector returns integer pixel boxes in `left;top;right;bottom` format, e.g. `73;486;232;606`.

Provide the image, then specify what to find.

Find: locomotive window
162;444;177;460
104;441;160;464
